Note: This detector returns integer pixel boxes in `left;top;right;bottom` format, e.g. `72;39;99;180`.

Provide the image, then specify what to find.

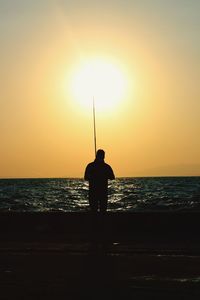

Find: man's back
84;160;114;186
84;149;115;212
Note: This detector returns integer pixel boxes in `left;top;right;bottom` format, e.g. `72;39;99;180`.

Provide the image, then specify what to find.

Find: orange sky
0;0;200;178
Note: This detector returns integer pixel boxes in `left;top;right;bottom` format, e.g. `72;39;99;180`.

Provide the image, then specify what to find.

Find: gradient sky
0;0;200;178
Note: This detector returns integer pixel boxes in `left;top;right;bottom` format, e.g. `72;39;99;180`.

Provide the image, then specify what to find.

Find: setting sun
69;58;127;111
1;0;200;178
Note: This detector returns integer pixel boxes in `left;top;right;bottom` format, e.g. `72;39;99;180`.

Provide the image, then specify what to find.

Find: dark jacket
84;159;115;194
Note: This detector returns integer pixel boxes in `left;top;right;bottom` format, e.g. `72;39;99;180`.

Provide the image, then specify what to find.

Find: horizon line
0;175;199;180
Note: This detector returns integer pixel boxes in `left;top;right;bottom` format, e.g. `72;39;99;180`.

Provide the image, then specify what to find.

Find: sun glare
69;58;127;111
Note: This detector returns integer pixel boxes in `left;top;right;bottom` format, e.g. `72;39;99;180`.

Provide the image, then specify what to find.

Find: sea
0;177;199;212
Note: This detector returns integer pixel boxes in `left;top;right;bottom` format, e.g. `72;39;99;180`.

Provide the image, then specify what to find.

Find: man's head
96;149;105;161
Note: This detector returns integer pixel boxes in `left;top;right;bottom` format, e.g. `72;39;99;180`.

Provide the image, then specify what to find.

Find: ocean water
0;177;199;212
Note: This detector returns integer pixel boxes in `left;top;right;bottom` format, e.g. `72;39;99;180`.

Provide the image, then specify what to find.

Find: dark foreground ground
1;211;200;299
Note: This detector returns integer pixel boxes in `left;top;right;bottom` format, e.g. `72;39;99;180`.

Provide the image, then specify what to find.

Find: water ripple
0;177;199;212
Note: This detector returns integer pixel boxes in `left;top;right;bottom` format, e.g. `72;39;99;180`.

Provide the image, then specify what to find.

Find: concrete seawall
1;212;200;299
0;211;199;240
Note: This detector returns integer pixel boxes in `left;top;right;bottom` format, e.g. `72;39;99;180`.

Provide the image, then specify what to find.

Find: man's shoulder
104;162;112;168
86;162;95;168
86;161;112;169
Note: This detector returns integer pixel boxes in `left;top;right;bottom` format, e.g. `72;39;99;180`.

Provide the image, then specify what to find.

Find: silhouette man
84;149;115;213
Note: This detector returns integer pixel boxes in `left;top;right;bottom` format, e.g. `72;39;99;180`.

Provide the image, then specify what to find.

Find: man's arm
108;165;115;180
84;164;90;180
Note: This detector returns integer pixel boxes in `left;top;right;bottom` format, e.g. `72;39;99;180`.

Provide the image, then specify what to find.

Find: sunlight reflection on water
0;177;199;212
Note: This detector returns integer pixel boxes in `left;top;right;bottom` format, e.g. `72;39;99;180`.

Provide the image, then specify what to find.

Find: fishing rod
92;96;97;157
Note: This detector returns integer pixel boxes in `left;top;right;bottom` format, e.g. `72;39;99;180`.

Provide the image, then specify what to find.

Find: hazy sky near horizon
0;0;200;178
